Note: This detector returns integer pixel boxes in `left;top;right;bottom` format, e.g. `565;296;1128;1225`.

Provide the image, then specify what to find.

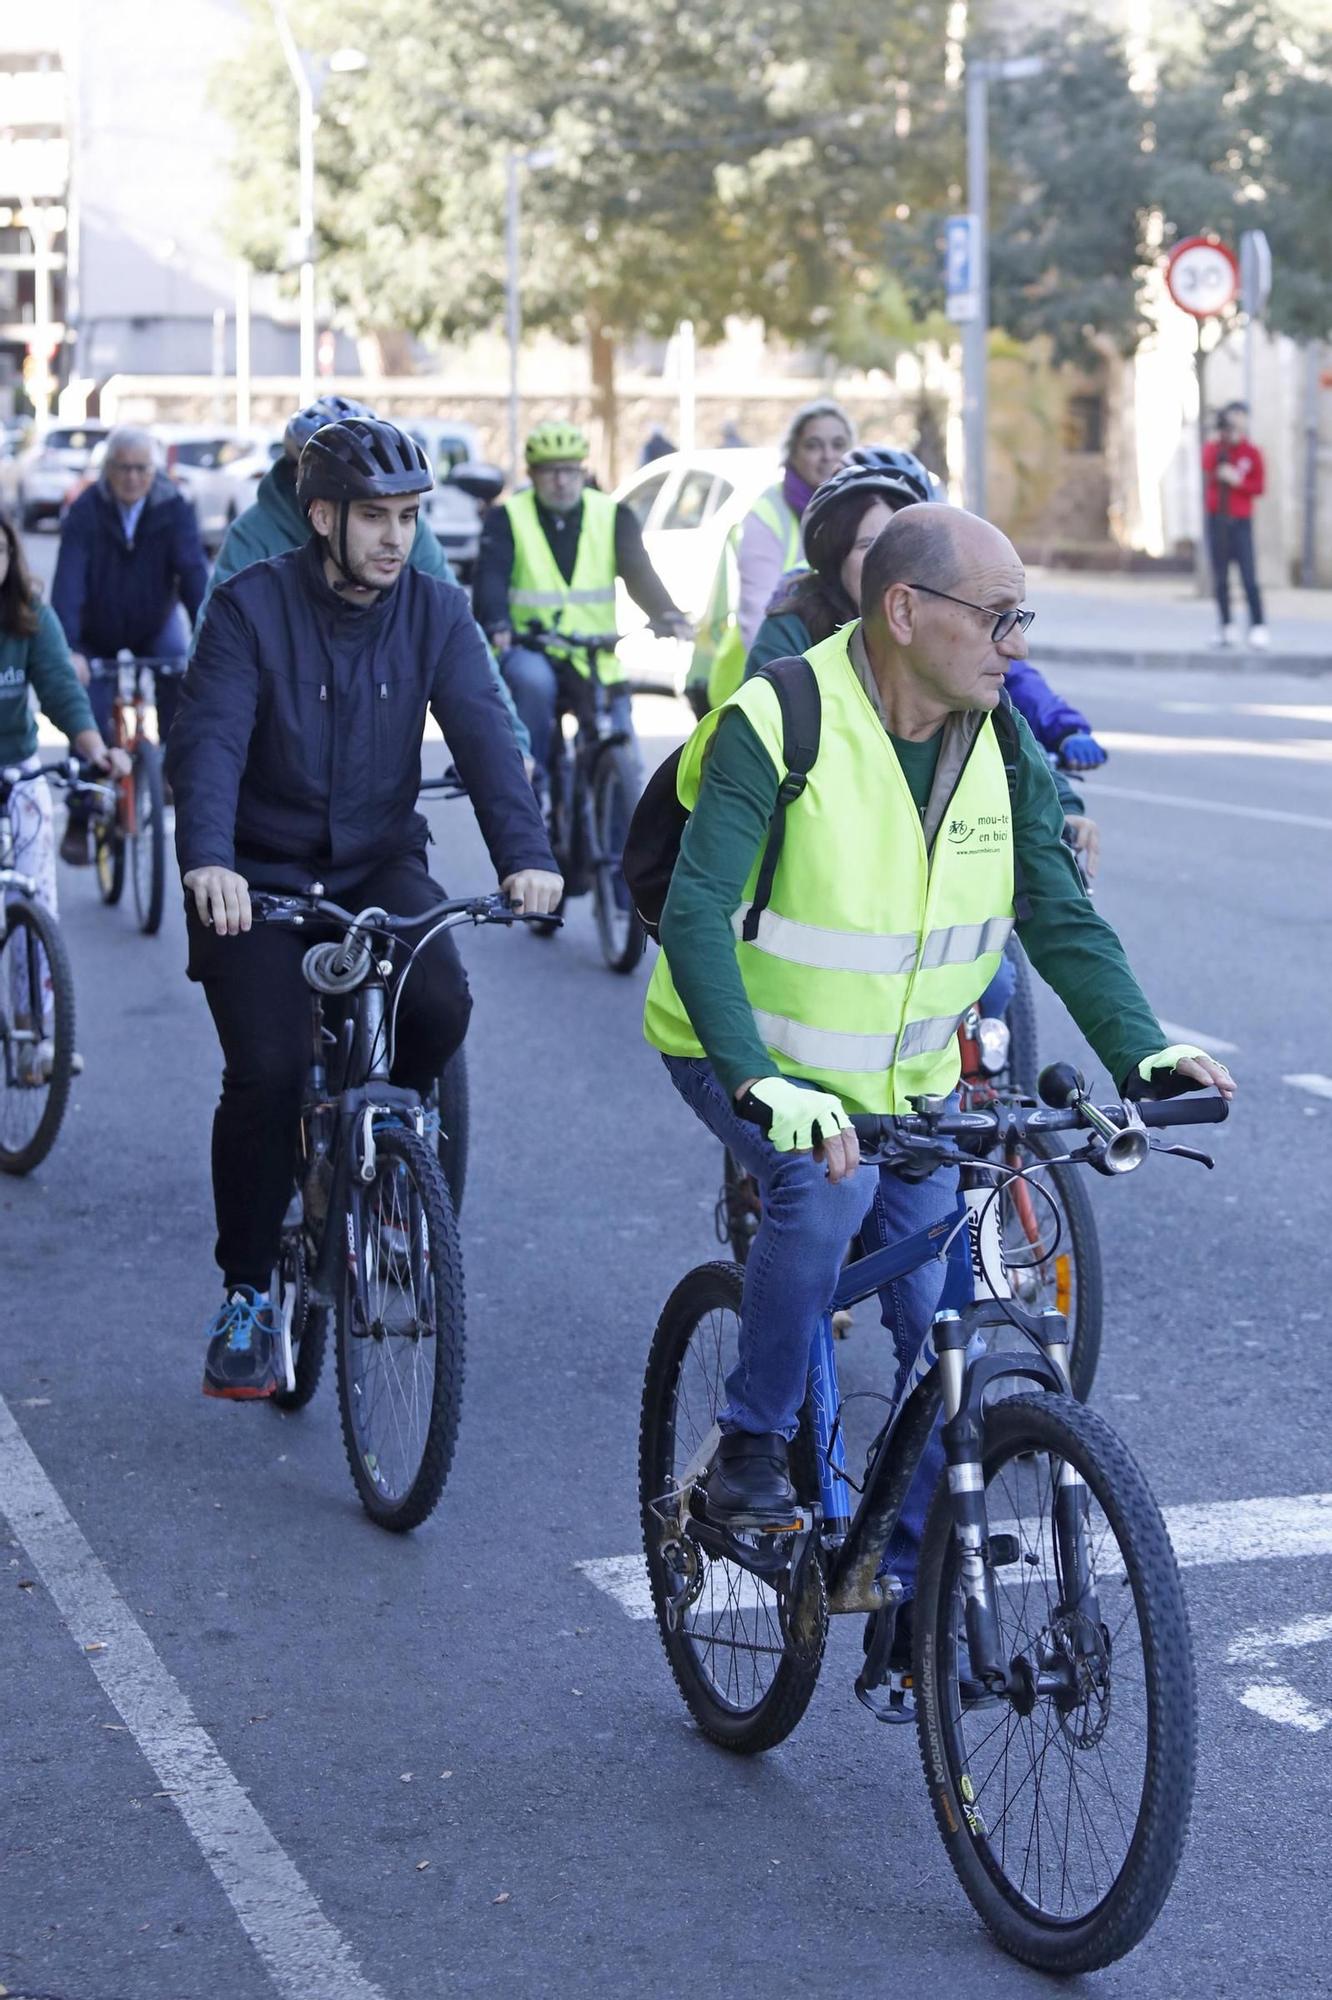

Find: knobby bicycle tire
639;1262;826;1753
435;1044;469;1215
335;1123;465;1532
1003;941;1040;1097
0;898;76;1176
914;1394;1195;1974
990;1128;1103;1402
130;739;166;936
271;1226;328;1412
592;743;646;974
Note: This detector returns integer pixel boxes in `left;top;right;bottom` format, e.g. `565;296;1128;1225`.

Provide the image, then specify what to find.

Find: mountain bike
519;625;650;974
641;1067;1228;1972
716;999;1103;1399
0;758;111;1174
250;885;548;1530
82;653;184;936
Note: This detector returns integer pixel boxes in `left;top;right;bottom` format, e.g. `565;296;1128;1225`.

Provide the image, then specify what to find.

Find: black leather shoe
700;1430;799;1528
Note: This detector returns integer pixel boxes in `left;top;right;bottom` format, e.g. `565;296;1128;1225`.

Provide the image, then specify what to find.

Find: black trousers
1206;514;1264;629
188;852;472;1291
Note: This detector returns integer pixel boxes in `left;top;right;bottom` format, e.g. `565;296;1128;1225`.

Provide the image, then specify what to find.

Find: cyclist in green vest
473;420;690;779
685;398;855;717
644;503;1235;1575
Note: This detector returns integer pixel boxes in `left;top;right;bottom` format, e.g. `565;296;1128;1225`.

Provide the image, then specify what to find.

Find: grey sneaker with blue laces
202;1286;281;1401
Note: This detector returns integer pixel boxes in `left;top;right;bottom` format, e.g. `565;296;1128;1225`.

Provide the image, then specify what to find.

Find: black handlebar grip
1135;1097;1230;1128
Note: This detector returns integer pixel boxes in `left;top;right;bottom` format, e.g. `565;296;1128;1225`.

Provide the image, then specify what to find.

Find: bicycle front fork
934;1306;1101;1699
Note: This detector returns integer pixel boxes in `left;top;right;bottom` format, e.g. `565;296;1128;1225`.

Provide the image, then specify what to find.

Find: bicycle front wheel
592;743;646;973
336;1122;465;1531
639;1262;825;1753
129;740;166;935
0;898;76;1175
914;1394;1195;1974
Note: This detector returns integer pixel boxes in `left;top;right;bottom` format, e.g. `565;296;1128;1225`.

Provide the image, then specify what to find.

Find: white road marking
1095;730;1332;764
0;1397;388;2000
583;1490;1332;1622
1225;1612;1332;1734
1158;701;1332;724
1158;1021;1240;1055
1090;781;1332;833
1284;1073;1332;1101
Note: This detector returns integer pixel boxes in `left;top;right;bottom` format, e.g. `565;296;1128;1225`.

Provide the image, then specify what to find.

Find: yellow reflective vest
687;484;802;712
645;624;1016;1114
505;486;621;682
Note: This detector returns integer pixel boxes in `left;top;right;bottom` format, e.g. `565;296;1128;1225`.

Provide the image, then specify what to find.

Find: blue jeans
500;644;634;775
664;1055;962;1593
1207;514;1264;630
978;943;1017;1020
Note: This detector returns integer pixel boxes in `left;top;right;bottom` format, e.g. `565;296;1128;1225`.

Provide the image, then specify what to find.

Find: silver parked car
0;422;111;529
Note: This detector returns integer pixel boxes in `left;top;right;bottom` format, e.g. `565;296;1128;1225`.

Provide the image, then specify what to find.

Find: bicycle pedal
688;1488;807;1537
854;1672;915;1725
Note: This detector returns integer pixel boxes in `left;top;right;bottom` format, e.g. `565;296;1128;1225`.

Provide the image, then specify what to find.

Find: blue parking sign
946;215;978;323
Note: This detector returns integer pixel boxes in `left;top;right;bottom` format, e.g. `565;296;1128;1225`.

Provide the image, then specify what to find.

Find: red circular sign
1165;236;1240;318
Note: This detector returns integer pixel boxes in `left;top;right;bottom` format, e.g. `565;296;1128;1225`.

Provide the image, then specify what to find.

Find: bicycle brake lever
1148;1139;1215;1170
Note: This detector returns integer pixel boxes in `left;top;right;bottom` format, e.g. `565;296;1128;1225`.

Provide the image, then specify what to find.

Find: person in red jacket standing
1202;401;1268;650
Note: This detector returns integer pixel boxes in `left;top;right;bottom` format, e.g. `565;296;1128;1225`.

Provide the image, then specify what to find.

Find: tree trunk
587;310;618;488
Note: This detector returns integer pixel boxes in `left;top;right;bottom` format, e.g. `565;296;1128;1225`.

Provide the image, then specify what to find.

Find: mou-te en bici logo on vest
946;811;1011;853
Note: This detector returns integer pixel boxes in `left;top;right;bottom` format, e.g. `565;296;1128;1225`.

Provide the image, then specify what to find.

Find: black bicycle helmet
283;394;376;462
801;447;940;579
296;417;434;511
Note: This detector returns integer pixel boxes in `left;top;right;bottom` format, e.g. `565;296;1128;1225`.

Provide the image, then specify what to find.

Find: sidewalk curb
1032;644;1332;676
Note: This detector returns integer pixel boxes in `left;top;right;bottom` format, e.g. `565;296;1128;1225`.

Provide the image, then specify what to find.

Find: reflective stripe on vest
643;622;1016;1114
734;906;1014;977
505;487;620;680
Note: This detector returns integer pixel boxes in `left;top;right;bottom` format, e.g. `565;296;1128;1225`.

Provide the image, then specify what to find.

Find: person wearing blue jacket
198;393;530;757
166;417;560;1400
51;425;209;751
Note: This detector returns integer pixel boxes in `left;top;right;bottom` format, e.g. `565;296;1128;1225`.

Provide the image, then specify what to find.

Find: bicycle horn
1038;1063;1149;1175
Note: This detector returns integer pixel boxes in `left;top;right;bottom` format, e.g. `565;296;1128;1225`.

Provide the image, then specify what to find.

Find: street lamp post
268;3;366;406
505;146;558;484
962;54;1043;518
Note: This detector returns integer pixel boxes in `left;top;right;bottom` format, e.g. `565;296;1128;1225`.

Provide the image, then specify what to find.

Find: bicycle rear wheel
272;1220;328;1412
129;740;166;935
0;898;76;1175
914;1394;1195;1973
336;1122;465;1531
592;743;646;973
93;815;125;906
975;1130;1103;1401
716;1146;760;1266
1002;941;1039;1096
639;1262;826;1753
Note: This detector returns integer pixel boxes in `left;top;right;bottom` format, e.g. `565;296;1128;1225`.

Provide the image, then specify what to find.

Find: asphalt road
4;538;1331;1999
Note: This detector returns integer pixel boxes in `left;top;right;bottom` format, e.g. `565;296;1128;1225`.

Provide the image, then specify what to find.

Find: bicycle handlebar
846;1088;1228;1179
248;887;555;933
1;757;114;803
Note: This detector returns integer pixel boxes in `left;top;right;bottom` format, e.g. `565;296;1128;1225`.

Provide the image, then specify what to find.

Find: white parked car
154;426;276;551
216;435;285;526
405;419;498;580
1;422;111;529
611;447;780;690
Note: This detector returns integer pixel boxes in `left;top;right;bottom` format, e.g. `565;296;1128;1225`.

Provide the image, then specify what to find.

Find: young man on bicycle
643;504;1233;1614
473;420;690;779
167;416;561;1400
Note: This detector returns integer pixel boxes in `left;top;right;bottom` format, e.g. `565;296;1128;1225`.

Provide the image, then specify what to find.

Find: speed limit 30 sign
1165;235;1240;318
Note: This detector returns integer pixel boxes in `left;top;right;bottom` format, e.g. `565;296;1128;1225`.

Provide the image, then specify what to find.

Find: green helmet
526;419;589;466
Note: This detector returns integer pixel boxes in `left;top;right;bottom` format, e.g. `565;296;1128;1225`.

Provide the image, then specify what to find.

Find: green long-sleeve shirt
658;698;1165;1098
0;601;96;763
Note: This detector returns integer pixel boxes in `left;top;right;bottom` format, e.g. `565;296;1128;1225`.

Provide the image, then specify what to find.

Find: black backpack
623;656;820;945
622;663;1025;944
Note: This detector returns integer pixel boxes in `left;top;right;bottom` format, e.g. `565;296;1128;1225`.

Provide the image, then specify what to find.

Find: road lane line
1284;1073;1332;1100
1090;782;1332;832
581;1490;1332;1620
0;1396;388;2000
1159;1021;1240;1055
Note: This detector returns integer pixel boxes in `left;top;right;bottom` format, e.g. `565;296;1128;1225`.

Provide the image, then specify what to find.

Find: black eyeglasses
907;582;1035;644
